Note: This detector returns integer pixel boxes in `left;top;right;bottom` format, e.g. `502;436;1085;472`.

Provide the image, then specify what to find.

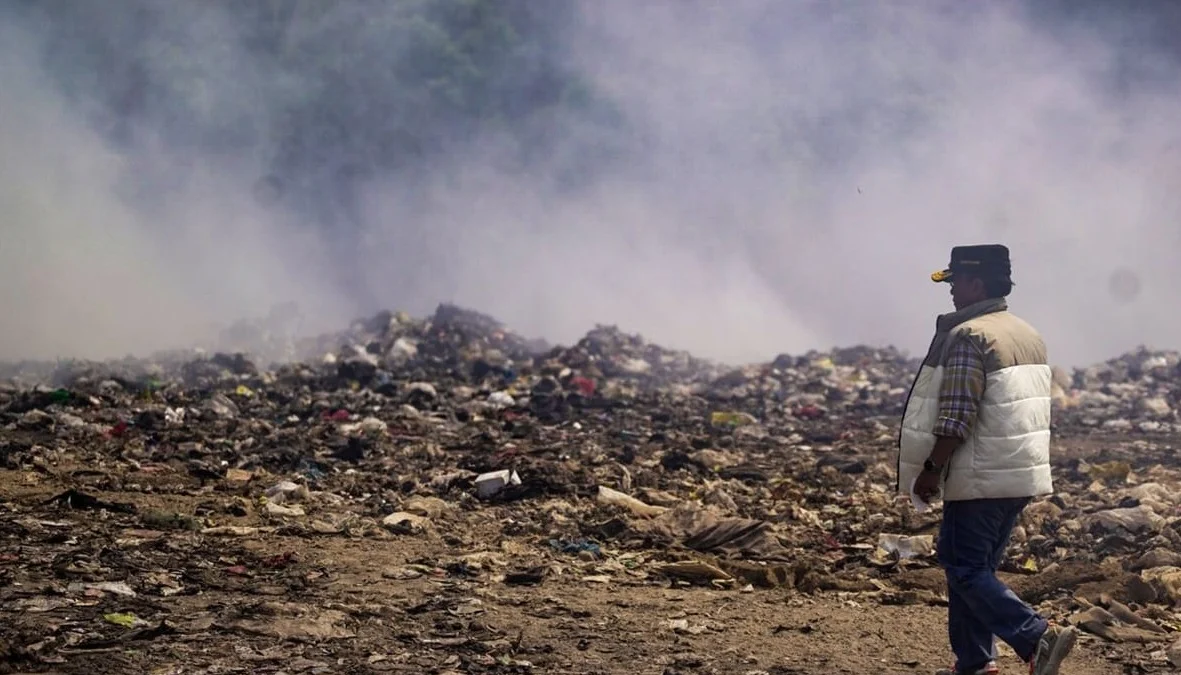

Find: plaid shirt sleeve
933;337;986;438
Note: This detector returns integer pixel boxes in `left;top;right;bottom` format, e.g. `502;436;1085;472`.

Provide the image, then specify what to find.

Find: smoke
1;0;1179;366
0;8;346;361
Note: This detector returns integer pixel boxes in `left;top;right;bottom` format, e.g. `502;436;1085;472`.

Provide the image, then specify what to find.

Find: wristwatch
922;459;943;473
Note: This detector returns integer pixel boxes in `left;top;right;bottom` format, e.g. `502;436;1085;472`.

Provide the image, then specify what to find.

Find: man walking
897;245;1077;675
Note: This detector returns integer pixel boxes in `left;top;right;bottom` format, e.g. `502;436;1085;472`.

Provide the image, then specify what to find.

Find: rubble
0;302;1179;672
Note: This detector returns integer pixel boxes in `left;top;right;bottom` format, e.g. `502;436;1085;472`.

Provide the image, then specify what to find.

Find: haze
1;0;1179;367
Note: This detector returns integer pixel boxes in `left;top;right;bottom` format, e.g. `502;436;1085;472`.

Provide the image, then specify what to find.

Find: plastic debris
0;302;1177;670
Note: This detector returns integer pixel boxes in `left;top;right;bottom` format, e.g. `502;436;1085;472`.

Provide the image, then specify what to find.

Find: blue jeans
938;498;1048;670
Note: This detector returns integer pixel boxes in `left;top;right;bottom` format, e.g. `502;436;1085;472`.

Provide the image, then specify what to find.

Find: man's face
950;274;985;310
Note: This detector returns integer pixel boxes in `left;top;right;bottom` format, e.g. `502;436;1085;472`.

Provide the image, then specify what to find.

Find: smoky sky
1;0;1180;366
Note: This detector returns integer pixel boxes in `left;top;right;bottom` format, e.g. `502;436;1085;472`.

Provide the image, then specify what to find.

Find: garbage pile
1054;347;1181;434
1;303;1180;671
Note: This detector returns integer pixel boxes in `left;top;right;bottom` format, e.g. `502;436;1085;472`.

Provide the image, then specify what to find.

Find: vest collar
935;297;1007;333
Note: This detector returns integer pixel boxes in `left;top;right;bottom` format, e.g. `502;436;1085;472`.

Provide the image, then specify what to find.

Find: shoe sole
1035;626;1078;675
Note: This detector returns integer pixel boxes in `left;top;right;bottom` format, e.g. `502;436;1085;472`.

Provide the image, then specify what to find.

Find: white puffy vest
897;317;1053;502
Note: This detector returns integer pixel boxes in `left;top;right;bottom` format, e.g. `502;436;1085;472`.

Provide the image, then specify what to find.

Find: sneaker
1029;624;1078;675
934;662;998;675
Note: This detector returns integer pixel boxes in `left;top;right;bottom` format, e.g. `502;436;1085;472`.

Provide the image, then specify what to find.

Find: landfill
1;303;1180;674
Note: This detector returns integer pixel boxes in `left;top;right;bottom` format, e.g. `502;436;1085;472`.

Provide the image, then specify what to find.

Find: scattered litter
475;469;521;499
0;302;1178;671
104;612;147;628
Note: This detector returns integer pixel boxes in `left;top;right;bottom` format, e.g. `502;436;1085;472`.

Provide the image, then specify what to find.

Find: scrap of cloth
640;503;793;561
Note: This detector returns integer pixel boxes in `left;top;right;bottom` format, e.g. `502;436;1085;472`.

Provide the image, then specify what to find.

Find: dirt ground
0;456;1136;675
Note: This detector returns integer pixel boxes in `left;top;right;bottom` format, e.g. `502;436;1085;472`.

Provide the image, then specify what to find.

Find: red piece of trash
322;409;350;421
107;421;129;437
792;405;825;420
263;552;297;568
225;565;250;576
570;376;596;396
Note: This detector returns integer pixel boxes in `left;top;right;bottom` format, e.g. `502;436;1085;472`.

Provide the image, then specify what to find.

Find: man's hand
913;435;960;503
914;468;941;503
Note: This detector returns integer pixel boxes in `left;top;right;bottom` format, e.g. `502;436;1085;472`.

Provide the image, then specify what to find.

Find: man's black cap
931;244;1011;283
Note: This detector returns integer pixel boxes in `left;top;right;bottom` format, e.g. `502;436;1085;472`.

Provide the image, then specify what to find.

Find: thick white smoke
1;1;1178;365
